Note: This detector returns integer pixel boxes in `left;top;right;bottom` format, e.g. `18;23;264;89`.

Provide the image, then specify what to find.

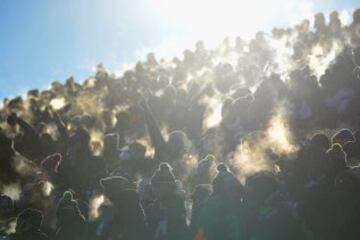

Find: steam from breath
229;110;298;183
268;33;296;75
14;155;38;177
89;194;105;221
309;40;343;79
179;154;199;187
267;111;298;155
2;183;21;200
203;96;223;130
42;181;54;197
5;220;17;234
75;91;105;116
50;97;66;110
90;129;104;156
44;123;60;140
137;138;155;158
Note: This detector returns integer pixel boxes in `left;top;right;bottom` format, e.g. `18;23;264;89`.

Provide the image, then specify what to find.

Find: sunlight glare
153;0;274;42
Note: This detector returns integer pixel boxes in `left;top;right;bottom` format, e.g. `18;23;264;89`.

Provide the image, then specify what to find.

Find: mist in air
1;1;360;240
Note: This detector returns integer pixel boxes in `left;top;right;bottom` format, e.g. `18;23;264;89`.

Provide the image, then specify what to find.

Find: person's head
0;131;14;158
314;13;326;30
103;133;119;155
246;172;279;204
7;97;23;110
310;133;330;151
326;143;348;180
230;96;252;120
119;142;146;164
69;127;91;154
213;163;243;199
332;128;355;146
100;176;133;200
151;162;177;198
183;49;195;65
330;11;339;23
167;131;187;160
6;113;17;127
197;155;216;177
70;115;82;128
27;89;39;98
0;194;14;218
16;209;43;233
163;85;177;101
81;114;95;128
216;163;228;173
40;133;56;148
60;190;74;202
146;52;158;65
353;9;360;23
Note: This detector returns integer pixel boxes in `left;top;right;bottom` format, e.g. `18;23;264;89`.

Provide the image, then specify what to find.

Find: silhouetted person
10;209;48;240
55;191;86;240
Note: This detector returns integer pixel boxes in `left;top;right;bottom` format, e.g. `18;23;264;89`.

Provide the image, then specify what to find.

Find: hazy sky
0;0;358;99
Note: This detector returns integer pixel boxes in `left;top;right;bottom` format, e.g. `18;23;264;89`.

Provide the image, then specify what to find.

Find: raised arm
139;99;166;153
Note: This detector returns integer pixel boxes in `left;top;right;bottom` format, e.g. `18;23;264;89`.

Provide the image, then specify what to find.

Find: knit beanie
151;162;176;186
332;128;355;146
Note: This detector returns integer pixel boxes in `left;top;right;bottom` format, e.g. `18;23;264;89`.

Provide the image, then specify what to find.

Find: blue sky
0;0;358;99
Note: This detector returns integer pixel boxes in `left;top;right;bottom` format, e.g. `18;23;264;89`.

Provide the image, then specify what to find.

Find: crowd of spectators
1;9;360;240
